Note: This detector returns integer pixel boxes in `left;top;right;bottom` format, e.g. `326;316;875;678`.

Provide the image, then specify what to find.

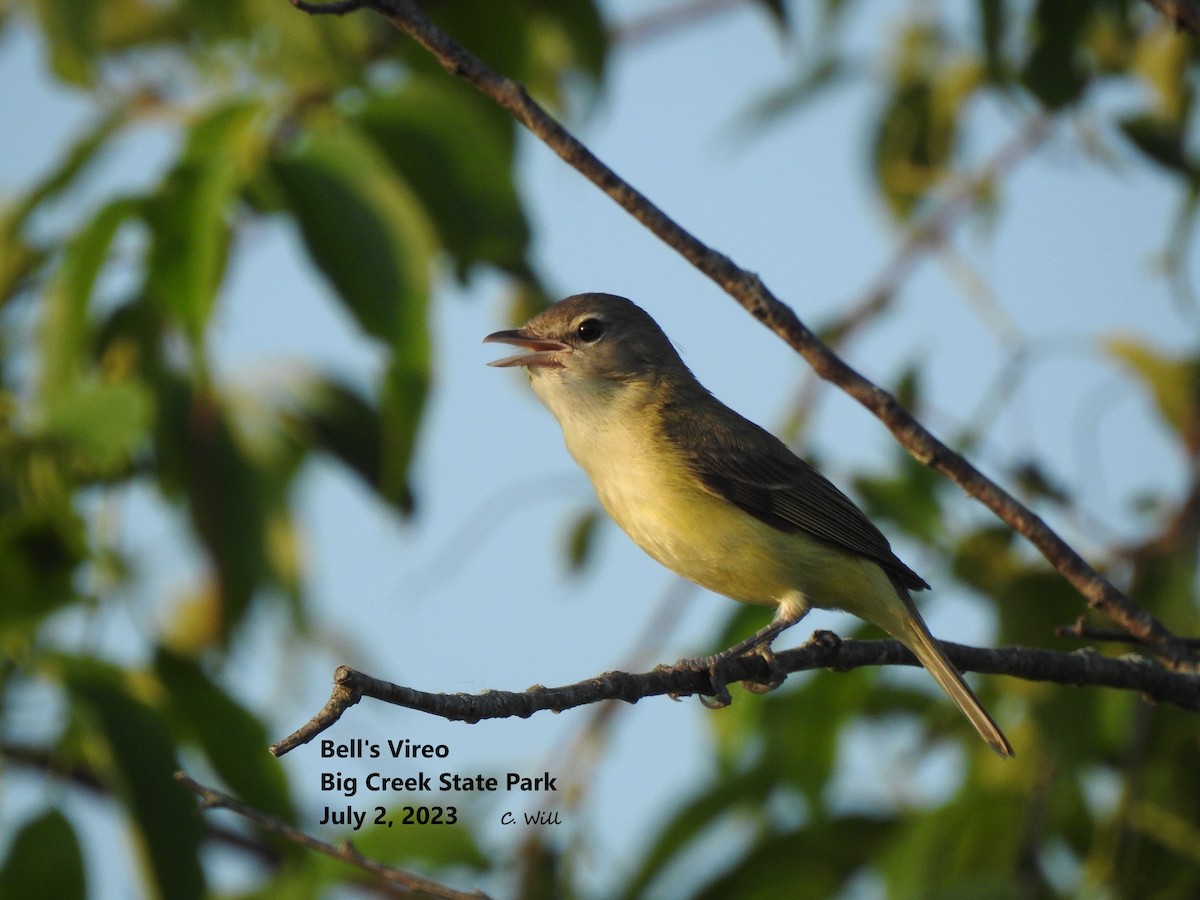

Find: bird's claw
740;645;786;694
670;655;734;708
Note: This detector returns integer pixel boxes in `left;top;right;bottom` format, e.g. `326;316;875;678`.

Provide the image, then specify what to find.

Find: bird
484;292;1012;757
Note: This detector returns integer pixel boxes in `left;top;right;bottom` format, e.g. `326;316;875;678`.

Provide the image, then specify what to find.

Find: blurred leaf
0;209;41;307
423;0;530;87
281;374;384;489
153;378;270;638
422;0;607;106
564;506;601;573
39;196;142;401
741;57;843;134
1106;336;1200;449
1120;114;1192;176
1128;530;1199;623
951;526;1021;599
63;657;205;900
379;355;426;513
879;785;1031;897
0;504;87;630
694;817;891;900
872;44;980;221
854;455;944;543
155;646;295;821
32;0;99;85
979;0;1006;83
326;802;491;871
146;101;266;347
529;0;608;84
0;84;124;307
13;109;124;227
272;121;435;347
355;76;531;278
617;769;776;900
0;808;86;900
756;664;874;797
1010;459;1071;506
1020;0;1098;109
43;378;153;476
893;363;922;413
750;0;790;33
1133;25;1191;124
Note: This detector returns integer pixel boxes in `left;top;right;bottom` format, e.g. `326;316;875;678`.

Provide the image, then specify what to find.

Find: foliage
0;0;601;895
1;0;1198;898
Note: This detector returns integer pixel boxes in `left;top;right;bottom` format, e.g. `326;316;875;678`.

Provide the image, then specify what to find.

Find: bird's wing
661;395;929;592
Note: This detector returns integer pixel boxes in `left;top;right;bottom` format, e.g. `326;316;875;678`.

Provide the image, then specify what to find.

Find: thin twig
1142;0;1200;35
289;0;1197;671
614;0;749;46
1057;615;1200;648
4;745;282;867
271;641;1200;754
822;114;1049;349
174;772;492;900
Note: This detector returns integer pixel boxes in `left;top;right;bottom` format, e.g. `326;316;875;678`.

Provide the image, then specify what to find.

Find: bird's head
484;293;685;392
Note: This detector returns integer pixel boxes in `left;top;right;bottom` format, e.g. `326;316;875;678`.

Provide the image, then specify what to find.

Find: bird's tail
897;603;1013;758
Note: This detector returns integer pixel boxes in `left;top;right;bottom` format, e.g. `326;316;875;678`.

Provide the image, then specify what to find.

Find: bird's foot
806;629;841;650
668;654;734;708
740;644;786;694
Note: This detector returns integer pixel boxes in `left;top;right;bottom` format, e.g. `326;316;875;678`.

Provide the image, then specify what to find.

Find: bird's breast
556;408;800;605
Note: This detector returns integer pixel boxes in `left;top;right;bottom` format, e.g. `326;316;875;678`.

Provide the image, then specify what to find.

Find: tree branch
4;744;282;868
271;639;1200;755
175;772;493;900
1057;616;1200;649
1143;0;1200;35
288;0;1196;672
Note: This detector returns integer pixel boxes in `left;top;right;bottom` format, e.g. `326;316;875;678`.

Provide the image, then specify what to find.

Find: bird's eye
575;318;605;343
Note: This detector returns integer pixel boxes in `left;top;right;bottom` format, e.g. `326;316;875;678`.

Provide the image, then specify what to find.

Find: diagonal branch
288;0;1196;671
175;772;493;900
1143;0;1200;34
271;641;1200;755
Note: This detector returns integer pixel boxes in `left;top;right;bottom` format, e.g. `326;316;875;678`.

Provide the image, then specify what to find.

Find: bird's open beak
484;329;570;368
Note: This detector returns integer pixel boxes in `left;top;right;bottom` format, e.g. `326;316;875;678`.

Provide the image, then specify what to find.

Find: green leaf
1019;0;1098;109
0;506;88;631
62;657;205;900
529;0;609;83
740;58;844;135
39;196;143;400
154;647;295;821
0;808;86;900
1105;336;1200;445
152;377;270;637
694;817;892;900
979;0;1006;83
379;355;427;513
1119;114;1192;177
272;121;435;348
44;378;153;476
145;101;265;347
854;455;944;543
617;770;776;900
879;786;1032;897
564;506;602;573
872;79;955;220
757;664;873;796
355;76;530;278
14;110;125;227
750;0;790;33
32;0;99;85
327;806;491;871
281;375;384;492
